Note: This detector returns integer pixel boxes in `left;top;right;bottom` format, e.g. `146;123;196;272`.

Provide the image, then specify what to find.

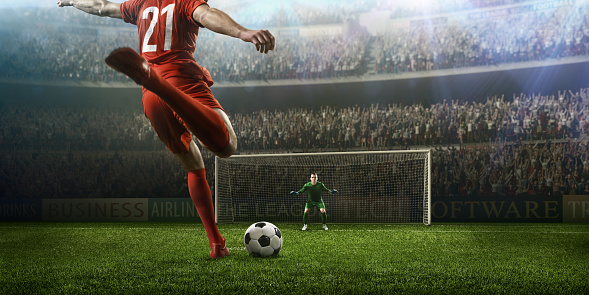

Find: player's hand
290;191;299;196
240;29;275;54
57;0;73;7
330;189;338;194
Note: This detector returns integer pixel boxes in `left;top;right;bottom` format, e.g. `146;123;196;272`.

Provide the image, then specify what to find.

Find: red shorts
142;67;223;154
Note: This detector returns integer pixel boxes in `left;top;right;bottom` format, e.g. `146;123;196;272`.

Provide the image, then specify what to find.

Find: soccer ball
244;221;282;257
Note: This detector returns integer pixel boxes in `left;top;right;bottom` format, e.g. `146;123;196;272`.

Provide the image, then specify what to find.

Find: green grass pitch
1;222;588;294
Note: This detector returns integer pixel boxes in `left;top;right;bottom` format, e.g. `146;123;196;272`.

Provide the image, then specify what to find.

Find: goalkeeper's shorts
305;200;326;210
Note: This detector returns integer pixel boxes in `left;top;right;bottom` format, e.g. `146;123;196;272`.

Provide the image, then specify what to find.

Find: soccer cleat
210;238;230;259
105;47;151;85
301;224;307;231
323;224;329;231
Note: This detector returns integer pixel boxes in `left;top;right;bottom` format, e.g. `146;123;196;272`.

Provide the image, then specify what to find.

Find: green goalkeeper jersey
297;182;330;203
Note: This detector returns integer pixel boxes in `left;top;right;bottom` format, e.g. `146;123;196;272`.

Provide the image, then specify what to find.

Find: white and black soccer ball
244;221;282;257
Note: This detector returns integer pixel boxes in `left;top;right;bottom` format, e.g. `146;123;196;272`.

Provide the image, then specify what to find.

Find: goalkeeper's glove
329;189;338;194
290;191;299;195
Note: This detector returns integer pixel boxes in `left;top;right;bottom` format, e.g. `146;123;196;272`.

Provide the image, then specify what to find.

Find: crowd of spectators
433;138;589;197
1;1;588;83
231;89;589;152
4;88;589;152
0;23;368;82
7;1;531;29
0;149;193;199
2;86;589;199
378;0;532;19
0;106;162;152
3;0;589;200
0;27;136;83
198;31;369;82
374;2;589;73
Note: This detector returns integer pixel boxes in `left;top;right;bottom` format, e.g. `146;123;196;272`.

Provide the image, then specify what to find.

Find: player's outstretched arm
57;0;122;19
193;4;275;54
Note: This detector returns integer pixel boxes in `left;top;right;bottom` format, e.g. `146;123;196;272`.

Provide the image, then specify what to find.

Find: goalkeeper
290;173;337;231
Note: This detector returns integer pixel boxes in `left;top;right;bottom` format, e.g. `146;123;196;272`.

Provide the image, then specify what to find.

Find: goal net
215;150;431;225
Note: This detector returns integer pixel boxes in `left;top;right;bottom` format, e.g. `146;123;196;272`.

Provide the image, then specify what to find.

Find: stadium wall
2;61;589;112
433;195;589;223
208;59;589;112
2;196;588;223
0;198;199;222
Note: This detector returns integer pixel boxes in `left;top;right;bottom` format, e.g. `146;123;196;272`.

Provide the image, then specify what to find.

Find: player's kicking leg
104;47;236;158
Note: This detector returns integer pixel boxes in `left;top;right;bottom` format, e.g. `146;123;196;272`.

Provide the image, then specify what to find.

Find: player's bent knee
214;142;237;158
213;108;237;158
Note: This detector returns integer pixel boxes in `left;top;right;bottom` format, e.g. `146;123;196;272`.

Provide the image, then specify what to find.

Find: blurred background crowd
3;86;589;199
2;0;589;82
2;0;589;200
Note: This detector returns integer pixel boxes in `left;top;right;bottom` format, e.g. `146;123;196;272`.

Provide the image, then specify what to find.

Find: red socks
188;169;222;246
145;73;230;153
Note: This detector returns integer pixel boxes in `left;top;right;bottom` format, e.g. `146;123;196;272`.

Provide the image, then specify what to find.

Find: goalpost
214;150;431;225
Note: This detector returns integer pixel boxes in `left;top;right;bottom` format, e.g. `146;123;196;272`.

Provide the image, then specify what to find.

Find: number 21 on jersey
142;4;175;52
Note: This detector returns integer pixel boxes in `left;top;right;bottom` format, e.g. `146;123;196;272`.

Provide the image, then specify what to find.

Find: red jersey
120;0;213;85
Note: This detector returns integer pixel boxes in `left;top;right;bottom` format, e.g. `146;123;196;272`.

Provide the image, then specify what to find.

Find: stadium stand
2;0;589;199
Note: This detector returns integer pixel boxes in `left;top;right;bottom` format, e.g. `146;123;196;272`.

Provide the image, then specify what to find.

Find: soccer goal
215;150;431;225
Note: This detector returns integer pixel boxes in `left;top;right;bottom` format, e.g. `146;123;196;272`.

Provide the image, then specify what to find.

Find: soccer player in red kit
57;0;275;259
